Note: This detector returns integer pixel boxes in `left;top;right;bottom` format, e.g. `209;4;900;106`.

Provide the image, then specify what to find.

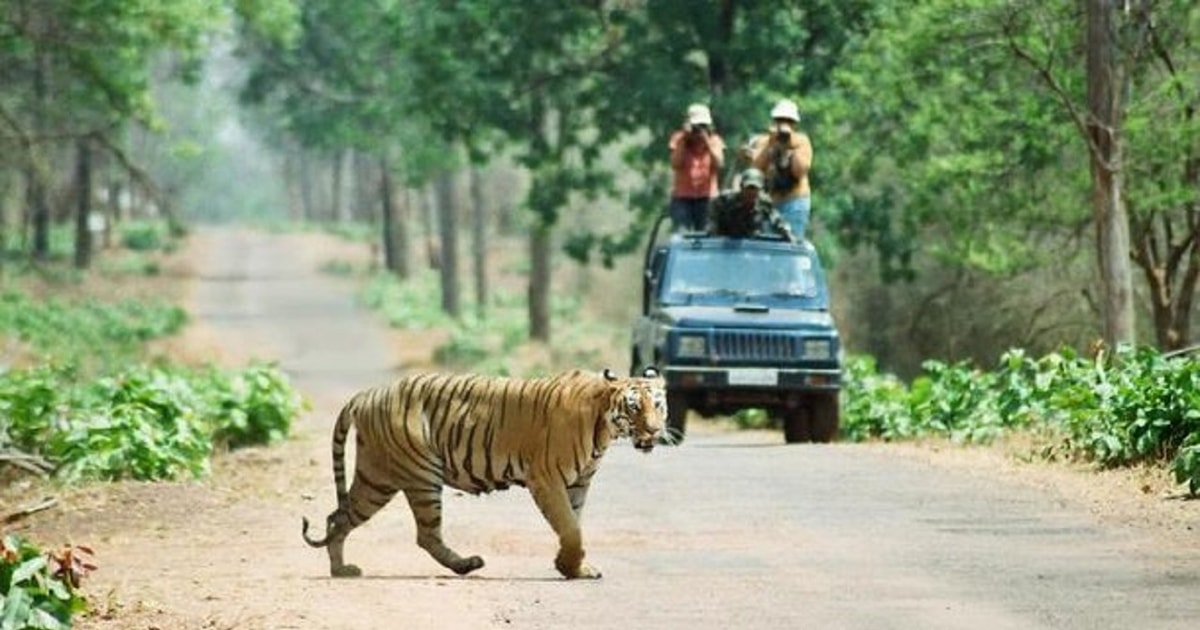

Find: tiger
301;366;666;580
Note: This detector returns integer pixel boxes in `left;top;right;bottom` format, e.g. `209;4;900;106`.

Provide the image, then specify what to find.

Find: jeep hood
660;305;835;330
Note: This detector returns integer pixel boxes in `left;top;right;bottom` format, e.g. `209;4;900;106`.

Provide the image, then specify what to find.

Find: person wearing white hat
667;103;726;232
749;98;813;239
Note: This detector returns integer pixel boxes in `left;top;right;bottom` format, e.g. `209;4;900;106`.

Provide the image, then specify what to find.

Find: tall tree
1;0;299;259
1084;0;1135;347
817;0;1198;352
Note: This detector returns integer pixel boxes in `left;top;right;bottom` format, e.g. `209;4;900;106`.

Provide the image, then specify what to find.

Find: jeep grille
713;331;799;361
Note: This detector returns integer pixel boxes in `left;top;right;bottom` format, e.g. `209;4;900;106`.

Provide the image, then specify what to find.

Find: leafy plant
1;362;306;483
117;221;173;252
842;346;1200;495
0;535;94;630
0;291;186;368
207;362;309;449
46;368;213;482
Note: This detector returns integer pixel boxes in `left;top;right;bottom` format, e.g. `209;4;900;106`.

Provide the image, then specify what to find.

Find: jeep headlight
677;335;707;358
803;338;832;359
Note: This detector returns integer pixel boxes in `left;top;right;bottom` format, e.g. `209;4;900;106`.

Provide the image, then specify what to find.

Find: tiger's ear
641;366;660;379
603;368;619;382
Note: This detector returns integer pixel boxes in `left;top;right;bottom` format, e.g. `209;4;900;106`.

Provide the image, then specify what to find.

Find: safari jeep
630;217;843;443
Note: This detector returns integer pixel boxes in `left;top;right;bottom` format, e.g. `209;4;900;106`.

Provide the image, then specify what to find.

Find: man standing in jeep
707;168;794;242
749;99;813;239
667;103;726;233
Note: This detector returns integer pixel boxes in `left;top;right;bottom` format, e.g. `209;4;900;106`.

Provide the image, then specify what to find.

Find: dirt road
9;227;1200;629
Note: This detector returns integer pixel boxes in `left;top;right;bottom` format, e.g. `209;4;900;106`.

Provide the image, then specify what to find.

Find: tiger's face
605;368;667;451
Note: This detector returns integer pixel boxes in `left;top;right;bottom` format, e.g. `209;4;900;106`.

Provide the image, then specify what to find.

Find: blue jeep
630;217;843;443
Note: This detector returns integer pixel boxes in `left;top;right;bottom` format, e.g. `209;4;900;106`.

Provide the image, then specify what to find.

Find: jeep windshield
659;246;825;307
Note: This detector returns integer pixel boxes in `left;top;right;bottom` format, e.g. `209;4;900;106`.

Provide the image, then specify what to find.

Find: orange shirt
669;130;725;198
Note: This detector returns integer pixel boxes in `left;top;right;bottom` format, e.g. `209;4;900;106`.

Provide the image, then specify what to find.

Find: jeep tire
782;407;813;444
809;392;840;443
665;390;689;444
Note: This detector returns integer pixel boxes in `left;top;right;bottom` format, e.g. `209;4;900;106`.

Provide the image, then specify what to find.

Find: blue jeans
669;197;710;233
777;195;811;240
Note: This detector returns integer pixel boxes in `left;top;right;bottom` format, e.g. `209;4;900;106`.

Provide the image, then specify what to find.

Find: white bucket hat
686;103;713;126
770;99;800;123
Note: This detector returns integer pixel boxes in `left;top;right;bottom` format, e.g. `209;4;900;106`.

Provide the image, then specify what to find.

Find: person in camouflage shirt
706;168;795;241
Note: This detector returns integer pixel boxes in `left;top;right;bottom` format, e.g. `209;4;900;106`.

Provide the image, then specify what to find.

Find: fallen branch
3;497;59;524
0;449;55;475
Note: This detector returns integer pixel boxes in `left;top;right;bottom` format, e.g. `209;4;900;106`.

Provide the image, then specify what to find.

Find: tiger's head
602;367;667;452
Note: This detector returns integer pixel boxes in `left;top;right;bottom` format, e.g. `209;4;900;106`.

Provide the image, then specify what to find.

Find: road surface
20;227;1198;630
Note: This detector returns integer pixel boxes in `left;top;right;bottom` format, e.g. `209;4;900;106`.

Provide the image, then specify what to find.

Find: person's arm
761;198;795;241
669;130;687;169
790;133;812;180
775;213;796;242
707;132;725;172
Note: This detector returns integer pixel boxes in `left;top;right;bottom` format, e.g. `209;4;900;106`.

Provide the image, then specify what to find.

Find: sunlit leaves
0;361;306;482
0;536;92;629
843;346;1200;495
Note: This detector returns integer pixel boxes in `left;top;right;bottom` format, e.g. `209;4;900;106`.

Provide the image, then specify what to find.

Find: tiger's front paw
555;552;602;579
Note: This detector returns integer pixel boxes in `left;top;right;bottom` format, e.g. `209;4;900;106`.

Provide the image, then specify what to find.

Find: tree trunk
436;171;461;318
529;224;552;341
379;156;397;273
331;151;346;223
1086;0;1135;348
710;0;734;96
470;168;488;318
421;183;440;270
396;188;413;279
30;46;50;261
73;137;93;269
353;151;373;223
299;152;316;221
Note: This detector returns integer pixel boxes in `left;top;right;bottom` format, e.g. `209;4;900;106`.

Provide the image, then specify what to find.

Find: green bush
118;221;169;252
842;346;1200;495
0;362;306;483
360;270;447;331
0;292;186;367
47;367;213;482
0;535;93;630
207;362;308;449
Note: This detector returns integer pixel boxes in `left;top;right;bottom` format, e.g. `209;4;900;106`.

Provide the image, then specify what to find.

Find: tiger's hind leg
323;509;364;578
324;468;404;577
403;487;485;576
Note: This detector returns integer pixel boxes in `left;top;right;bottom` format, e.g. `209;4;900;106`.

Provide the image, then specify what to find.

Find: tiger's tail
301;403;355;548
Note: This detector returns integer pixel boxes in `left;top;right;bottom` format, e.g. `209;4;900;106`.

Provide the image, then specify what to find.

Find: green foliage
47;367;214;482
118;221;173;252
843;346;1200;495
0;291;186;367
206;363;305;449
360;270;448;331
0;362;306;483
356;268;602;376
840;355;918;442
0;535;94;630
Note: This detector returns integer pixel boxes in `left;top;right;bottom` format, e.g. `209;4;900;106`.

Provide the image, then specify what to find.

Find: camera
776;128;791;142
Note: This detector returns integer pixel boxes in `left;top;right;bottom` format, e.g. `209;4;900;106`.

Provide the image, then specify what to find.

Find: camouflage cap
739;168;765;189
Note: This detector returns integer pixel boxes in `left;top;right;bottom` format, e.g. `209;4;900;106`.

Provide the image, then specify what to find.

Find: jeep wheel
782;408;813;444
664;390;689;444
810;393;840;443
